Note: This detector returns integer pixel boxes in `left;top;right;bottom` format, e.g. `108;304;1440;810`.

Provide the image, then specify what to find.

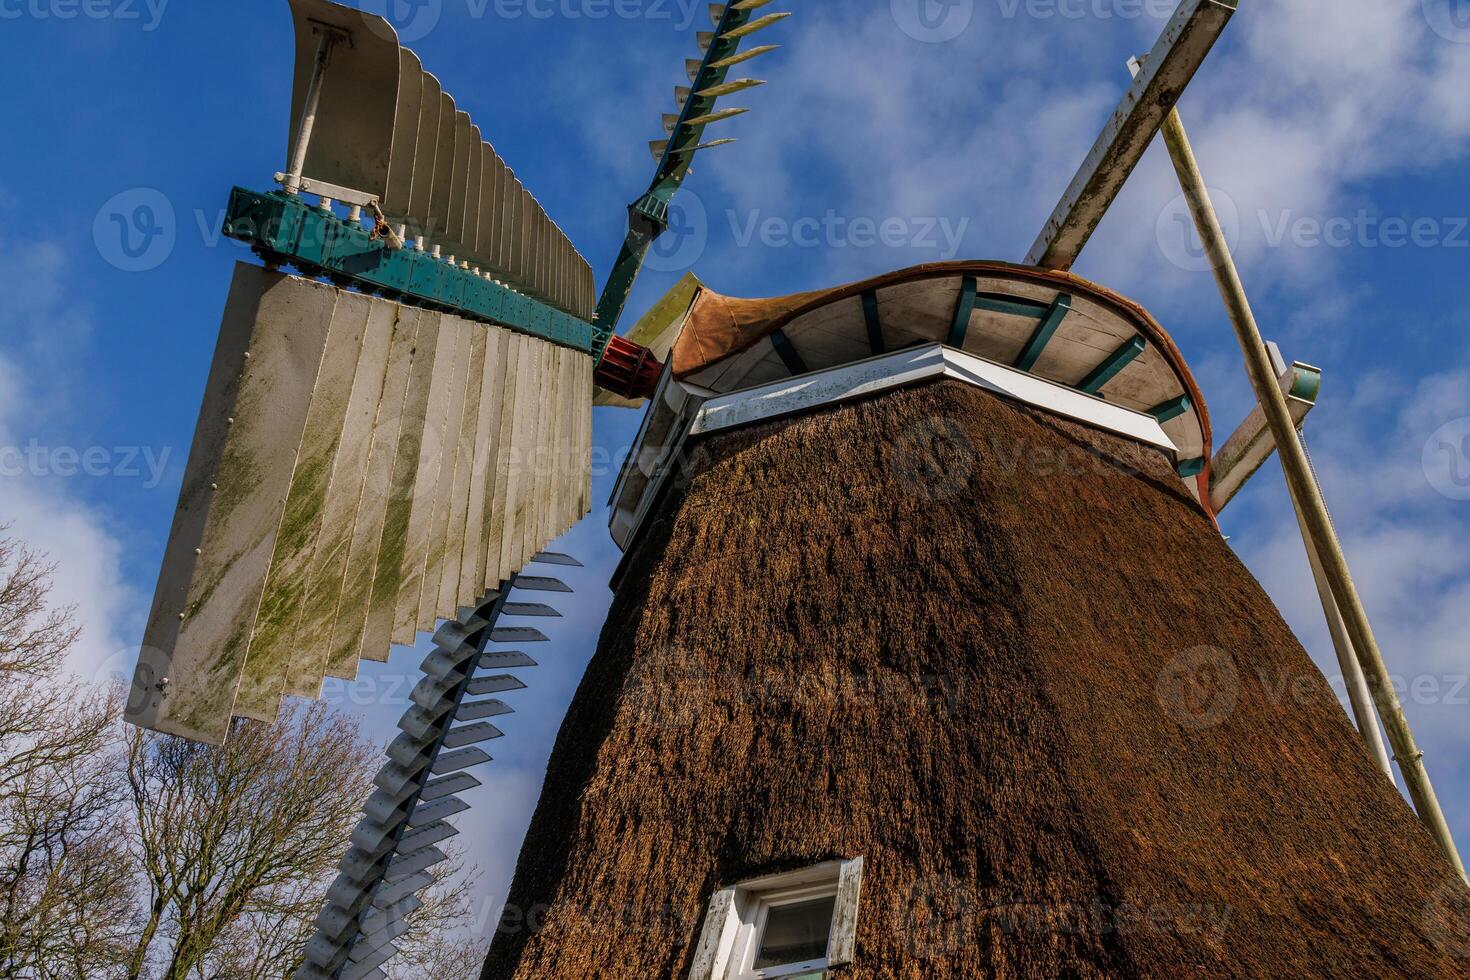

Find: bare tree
0;527;134;977
0;526;488;978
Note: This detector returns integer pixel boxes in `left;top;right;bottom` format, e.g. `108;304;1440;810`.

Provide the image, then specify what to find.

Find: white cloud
0;243;143;685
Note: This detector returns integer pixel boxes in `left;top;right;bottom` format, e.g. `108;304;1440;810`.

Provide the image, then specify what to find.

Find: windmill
124;1;1470;977
121;2;789;977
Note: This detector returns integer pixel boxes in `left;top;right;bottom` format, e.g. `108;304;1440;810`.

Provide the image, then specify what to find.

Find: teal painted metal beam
1078;336;1147;394
1014;294;1073;372
862;290;885;355
221;187;594;352
770;330;808;376
974;293;1053;320
947;276;978;348
1178;456;1206;478
1148;394;1192;423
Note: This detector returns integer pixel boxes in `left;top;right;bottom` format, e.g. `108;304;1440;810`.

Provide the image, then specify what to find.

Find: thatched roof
482;380;1469;978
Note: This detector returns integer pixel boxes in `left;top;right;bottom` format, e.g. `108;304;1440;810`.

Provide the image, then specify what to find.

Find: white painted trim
690;344;1177;452
689;859;863;980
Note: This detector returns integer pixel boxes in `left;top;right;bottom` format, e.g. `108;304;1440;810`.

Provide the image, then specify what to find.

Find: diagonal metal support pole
1152;92;1466;882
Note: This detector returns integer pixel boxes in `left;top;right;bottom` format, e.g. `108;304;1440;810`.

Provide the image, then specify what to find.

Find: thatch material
482;380;1470;979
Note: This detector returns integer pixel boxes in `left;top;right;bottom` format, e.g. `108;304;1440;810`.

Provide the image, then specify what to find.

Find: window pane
754;896;836;968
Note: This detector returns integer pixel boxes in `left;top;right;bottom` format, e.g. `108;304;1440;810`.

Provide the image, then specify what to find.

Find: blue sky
3;0;1470;948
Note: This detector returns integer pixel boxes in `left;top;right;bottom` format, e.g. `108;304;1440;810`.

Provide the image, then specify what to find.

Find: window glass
753;895;836;968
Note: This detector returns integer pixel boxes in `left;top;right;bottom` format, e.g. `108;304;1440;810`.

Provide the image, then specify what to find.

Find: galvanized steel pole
1156;106;1466;881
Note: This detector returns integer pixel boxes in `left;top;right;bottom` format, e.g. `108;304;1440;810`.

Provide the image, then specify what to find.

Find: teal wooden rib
1148;395;1192;423
1078;336;1146;395
1177;456;1206;477
1014;294;1073;372
770;330;809;376
947;276;978;348
861;290;885;355
974;293;1052;319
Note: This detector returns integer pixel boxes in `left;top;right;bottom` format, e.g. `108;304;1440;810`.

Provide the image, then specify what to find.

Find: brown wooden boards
128;267;596;742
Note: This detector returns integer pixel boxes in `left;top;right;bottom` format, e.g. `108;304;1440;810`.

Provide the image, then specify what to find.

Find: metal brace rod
283;26;343;196
1153;86;1466;881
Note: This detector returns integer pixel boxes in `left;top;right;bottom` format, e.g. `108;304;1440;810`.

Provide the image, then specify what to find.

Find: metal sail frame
591;1;790;362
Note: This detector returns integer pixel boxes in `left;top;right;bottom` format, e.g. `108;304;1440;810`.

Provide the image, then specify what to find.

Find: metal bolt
178;613;186;620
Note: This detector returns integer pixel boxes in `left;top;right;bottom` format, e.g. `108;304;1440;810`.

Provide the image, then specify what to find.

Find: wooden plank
291;300;404;687
428;91;459;246
329;307;425;672
128;265;337;744
1025;0;1238;270
829;857;865;966
235;290;373;721
581;353;593;516
445;111;473;252
416;316;474;633
484;334;523;589
407;72;442;240
437;325;487;620
460;327;509;604
286;0;398;201
461;125;483;267
387;311;458;647
502;341;541;576
514;342;545;572
382;48;424;220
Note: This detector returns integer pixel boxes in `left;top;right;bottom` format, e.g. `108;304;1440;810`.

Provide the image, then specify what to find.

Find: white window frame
689;858;864;980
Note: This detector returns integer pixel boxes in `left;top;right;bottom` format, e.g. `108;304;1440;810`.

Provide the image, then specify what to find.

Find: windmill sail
126;0;597;745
